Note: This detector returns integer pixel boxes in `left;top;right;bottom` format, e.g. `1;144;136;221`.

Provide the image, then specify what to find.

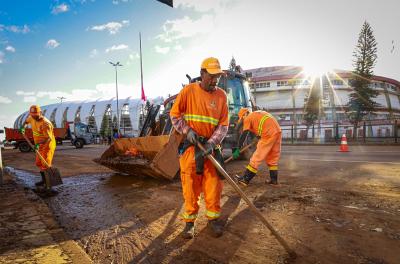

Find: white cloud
46;39;60;49
175;0;230;12
0;51;4;63
105;44;129;53
89;20;130;34
5;45;16;52
156;15;214;43
23;96;37;103
16;91;35;96
155;45;170;54
0;24;30;34
112;0;129;4
129;52;140;60
51;3;70;14
89;49;98;58
0;96;12;104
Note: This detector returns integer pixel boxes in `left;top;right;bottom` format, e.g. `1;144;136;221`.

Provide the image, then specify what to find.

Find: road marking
298;158;400;165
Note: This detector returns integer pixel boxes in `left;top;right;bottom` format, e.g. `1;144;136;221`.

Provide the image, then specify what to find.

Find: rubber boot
207;219;223;238
35;171;45;187
267;170;278;185
235;168;256;186
182;222;195;239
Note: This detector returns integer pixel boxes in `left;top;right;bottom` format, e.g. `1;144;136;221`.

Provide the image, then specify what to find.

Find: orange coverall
25;116;56;171
242;111;282;173
170;82;229;222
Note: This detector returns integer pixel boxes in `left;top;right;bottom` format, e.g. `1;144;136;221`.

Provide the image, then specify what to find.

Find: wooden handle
224;141;257;164
21;132;50;168
197;142;297;258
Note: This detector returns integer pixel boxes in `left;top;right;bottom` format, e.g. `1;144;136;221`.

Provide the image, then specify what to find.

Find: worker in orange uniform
19;105;57;194
233;108;282;186
170;57;229;239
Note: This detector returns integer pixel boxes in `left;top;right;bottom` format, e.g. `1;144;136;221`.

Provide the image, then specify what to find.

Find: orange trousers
179;146;223;222
35;142;56;171
249;132;281;171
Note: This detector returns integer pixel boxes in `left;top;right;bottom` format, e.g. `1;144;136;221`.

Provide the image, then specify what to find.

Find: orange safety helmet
238;107;250;121
29;105;41;116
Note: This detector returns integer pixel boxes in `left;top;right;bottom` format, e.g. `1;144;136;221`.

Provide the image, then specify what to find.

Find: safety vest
170;83;229;139
243;111;281;138
25;116;56;145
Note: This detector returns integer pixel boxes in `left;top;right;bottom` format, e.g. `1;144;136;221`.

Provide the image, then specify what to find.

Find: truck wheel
74;139;84;149
19;142;32;152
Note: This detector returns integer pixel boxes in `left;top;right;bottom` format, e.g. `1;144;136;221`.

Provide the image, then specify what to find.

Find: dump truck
5;122;94;152
96;70;254;180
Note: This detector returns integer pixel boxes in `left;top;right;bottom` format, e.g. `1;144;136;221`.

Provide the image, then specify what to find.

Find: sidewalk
0;171;92;264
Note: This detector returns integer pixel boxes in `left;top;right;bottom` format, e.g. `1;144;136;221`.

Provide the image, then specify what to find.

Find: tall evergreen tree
99;113;111;137
303;78;321;139
347;21;379;138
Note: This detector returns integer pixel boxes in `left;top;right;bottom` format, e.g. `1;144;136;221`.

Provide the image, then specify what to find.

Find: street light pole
109;61;122;133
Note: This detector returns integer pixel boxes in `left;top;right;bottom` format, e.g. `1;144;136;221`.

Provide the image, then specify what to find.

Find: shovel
224;141;257;164
21;133;62;188
198;142;297;259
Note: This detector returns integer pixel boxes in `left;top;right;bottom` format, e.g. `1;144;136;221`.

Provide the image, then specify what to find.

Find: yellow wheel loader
95;70;255;180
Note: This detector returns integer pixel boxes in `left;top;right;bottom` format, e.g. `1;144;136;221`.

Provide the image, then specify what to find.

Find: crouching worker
170;57;228;239
233;108;282;186
20;105;58;195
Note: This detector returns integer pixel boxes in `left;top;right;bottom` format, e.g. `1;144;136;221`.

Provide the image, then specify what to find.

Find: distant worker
170;57;228;239
233;108;282;186
19;105;57;194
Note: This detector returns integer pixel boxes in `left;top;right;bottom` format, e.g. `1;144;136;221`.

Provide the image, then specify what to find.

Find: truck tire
19;142;32;153
74;139;84;149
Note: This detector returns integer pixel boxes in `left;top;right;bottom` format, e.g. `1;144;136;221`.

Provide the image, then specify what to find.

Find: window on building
277;81;288;87
62;107;69;128
332;79;343;86
50;108;57;127
75;106;82;123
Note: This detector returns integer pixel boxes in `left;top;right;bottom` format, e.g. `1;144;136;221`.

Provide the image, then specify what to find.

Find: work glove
202;142;215;157
186;129;198;145
19;127;25;134
34;143;40;151
232;148;241;159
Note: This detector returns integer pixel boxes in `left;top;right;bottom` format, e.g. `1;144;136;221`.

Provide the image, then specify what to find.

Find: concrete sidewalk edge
4;168;93;264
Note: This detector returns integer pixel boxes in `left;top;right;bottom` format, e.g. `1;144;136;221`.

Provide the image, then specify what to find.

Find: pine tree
100;113;111;137
347;21;379;138
303;79;321;139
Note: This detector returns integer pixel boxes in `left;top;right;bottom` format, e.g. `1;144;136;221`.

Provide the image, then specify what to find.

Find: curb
4;168;93;264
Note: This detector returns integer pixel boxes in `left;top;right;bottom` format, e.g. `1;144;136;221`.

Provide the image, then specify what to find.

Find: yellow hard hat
29;105;41;116
201;57;223;75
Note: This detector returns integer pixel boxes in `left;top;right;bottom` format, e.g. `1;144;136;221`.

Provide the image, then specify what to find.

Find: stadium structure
14;97;163;137
244;66;400;140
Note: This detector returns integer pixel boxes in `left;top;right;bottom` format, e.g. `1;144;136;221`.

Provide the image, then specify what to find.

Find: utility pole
109;61;123;133
57;96;66;103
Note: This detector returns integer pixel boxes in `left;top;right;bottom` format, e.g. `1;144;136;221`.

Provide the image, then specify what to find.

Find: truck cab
67;122;94;148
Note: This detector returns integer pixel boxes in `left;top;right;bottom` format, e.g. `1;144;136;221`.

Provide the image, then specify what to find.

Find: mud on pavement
3;146;400;263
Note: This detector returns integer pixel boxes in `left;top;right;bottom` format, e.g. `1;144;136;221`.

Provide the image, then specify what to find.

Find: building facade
244;66;400;140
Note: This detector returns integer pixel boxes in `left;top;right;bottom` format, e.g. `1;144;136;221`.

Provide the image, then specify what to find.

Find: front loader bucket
95;131;183;180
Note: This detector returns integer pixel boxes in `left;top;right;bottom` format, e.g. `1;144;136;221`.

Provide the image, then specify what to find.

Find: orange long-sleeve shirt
170;82;228;143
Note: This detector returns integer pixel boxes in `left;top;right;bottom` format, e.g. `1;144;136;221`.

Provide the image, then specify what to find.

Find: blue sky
0;0;399;132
